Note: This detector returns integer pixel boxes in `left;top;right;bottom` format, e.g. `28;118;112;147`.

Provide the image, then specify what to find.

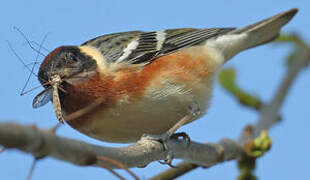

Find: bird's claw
171;132;191;147
142;131;191;167
159;151;177;168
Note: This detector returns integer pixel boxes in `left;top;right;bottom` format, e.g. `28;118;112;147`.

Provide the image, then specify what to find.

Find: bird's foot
142;131;190;168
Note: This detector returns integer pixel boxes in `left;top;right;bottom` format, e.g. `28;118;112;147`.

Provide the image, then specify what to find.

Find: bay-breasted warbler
33;9;297;144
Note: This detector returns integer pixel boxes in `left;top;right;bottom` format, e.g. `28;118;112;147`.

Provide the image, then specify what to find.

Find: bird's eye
65;53;78;62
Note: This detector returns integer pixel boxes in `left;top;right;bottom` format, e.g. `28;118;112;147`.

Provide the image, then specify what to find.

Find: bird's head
38;46;98;87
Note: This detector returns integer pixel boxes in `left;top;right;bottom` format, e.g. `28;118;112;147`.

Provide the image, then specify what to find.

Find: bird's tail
213;8;298;61
231;8;298;50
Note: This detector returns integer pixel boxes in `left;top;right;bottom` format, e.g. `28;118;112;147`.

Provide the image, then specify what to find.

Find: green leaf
247;130;272;158
285;50;298;66
218;68;262;110
275;34;307;49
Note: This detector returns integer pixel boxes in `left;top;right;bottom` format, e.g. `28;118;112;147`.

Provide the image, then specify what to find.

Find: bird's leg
141;103;201;167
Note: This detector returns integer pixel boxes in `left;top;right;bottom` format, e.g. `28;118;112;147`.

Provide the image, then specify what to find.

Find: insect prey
51;74;64;124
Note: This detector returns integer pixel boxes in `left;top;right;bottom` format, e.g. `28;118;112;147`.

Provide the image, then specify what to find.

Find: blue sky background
0;0;309;179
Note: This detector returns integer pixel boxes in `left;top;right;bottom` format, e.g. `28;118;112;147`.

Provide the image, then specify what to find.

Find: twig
97;156;140;180
254;49;310;137
97;163;126;180
149;162;198;180
66;97;105;122
26;158;38;180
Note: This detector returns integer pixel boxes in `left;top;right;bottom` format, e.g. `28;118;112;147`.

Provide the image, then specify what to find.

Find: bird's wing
82;28;235;65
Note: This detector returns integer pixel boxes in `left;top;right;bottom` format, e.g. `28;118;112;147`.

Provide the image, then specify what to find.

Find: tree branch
0;122;241;168
254;49;310;137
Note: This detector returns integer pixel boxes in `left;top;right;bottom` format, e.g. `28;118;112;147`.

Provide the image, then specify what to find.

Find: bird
33;9;298;144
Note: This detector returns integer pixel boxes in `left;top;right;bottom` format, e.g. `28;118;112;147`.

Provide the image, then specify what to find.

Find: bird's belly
75;78;214;143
